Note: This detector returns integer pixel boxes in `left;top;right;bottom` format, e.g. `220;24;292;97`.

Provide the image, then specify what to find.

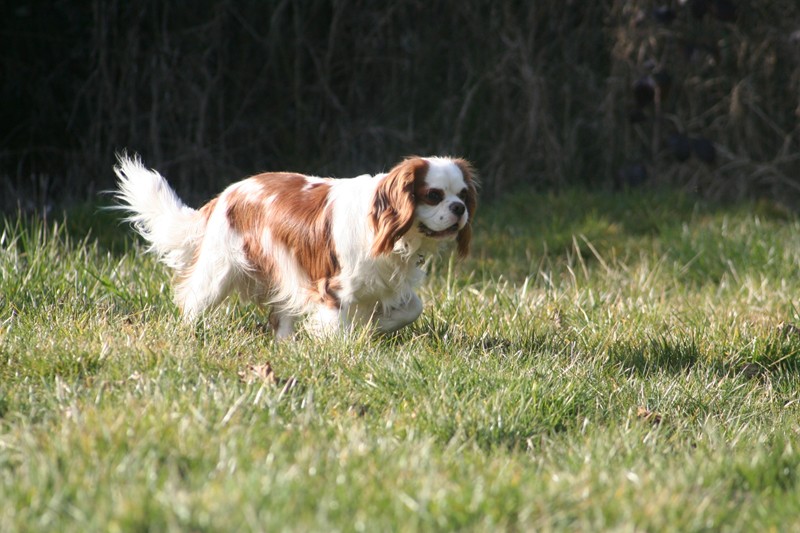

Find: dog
113;154;477;339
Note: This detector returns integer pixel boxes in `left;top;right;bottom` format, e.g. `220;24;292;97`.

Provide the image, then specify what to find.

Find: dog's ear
370;157;429;256
454;159;478;258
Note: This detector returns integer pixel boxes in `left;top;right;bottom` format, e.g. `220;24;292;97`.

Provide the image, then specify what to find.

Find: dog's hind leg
175;259;237;322
173;223;244;321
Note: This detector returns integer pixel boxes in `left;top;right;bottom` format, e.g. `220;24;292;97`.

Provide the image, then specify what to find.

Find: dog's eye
425;190;444;203
457;190;468;201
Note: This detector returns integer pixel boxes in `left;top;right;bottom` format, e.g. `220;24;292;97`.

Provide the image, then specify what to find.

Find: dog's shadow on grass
608;332;800;379
404;317;553;362
608;336;701;376
412;318;800;380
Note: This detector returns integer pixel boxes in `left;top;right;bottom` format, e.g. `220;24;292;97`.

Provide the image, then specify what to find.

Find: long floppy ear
454;158;479;258
370;157;429;256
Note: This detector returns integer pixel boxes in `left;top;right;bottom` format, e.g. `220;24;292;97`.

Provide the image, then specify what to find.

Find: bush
1;0;798;210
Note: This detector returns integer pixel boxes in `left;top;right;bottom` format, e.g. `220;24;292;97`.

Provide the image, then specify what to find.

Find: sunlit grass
2;189;800;531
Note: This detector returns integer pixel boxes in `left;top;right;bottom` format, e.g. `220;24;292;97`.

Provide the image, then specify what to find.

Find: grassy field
2;189;800;531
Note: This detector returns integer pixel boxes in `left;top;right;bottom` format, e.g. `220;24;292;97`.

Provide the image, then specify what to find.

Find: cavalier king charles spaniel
114;155;477;339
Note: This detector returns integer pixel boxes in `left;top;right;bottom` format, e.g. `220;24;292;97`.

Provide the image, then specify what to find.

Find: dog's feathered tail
113;153;204;273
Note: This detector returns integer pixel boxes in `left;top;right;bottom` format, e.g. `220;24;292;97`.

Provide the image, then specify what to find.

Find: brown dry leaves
238;362;298;391
636;406;663;425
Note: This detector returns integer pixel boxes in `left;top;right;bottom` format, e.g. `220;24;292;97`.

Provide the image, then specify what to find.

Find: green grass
3;189;800;531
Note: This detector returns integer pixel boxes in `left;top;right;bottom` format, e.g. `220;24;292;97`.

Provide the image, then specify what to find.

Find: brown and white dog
113;154;477;339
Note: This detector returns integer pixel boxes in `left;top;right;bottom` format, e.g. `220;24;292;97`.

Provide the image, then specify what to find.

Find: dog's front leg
375;293;423;333
304;303;346;338
269;309;297;341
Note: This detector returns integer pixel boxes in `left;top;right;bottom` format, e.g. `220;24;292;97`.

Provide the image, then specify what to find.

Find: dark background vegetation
2;0;799;213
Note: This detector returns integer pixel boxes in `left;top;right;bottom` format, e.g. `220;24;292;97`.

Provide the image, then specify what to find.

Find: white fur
113;155;203;273
113;154;472;340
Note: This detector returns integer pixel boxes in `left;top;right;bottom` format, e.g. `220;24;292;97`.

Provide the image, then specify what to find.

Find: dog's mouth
419;222;459;238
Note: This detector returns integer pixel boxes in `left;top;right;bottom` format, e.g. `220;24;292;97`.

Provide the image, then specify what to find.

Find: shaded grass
2;189;800;530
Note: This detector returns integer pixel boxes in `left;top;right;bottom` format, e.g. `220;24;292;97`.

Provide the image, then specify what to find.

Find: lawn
2;189;800;531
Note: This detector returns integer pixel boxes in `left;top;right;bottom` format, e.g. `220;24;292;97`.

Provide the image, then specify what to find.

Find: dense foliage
2;1;799;210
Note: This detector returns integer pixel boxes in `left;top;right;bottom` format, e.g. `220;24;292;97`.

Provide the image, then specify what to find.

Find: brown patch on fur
370;158;429;256
312;278;342;309
453;158;478;258
415;187;444;206
225;173;341;304
198;196;219;222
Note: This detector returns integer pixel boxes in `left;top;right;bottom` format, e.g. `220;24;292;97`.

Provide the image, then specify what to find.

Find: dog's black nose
449;202;465;216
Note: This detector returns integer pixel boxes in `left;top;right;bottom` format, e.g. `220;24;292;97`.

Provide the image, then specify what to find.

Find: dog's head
370;156;477;258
